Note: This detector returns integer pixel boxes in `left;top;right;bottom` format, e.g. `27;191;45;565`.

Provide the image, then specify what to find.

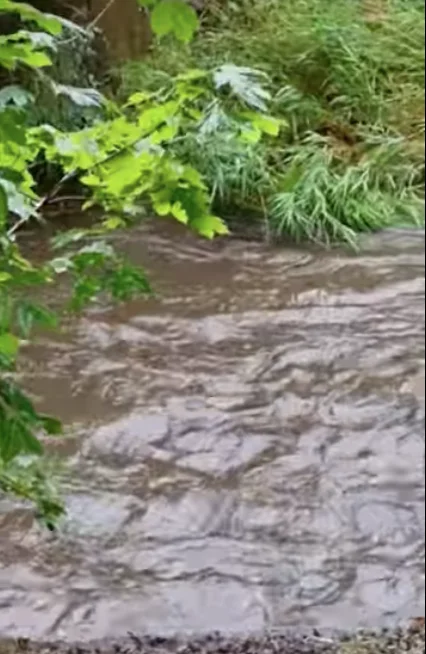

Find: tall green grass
118;0;425;245
269;134;423;246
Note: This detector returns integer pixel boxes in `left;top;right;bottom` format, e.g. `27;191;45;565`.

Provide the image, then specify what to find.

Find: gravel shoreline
0;625;424;654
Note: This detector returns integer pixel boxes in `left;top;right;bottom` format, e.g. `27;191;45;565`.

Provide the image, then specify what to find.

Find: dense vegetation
0;0;424;526
0;0;254;524
121;0;425;243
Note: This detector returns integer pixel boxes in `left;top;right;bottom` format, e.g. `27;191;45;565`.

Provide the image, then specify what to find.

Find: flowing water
0;224;424;640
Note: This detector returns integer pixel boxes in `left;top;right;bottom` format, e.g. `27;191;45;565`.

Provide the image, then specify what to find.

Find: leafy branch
0;0;279;526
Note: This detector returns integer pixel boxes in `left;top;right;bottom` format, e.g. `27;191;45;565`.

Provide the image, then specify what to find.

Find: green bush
269;133;423;246
118;0;425;245
1;0;283;525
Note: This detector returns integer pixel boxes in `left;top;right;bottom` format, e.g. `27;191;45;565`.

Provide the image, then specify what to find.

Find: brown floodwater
0;223;424;640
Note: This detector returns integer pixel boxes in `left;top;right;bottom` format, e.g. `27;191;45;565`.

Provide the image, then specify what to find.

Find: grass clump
117;0;425;246
269;134;423;246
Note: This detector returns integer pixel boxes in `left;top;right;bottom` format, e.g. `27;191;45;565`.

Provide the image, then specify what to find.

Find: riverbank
0;626;425;654
117;0;425;246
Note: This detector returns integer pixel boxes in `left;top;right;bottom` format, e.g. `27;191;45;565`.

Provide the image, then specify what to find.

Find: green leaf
0;108;26;145
99;154;143;195
126;91;152;107
151;0;198;43
242;111;282;136
0;184;8;228
138;101;179;132
39;414;63;436
16;302;58;338
171;201;188;224
191;214;229;239
22;49;52;68
136;0;158;7
101;261;152;301
0;419;43;463
0;179;36;221
0;39;52;69
0;2;62;35
182;166;206;189
154;201;172;216
103;216;126;231
176;69;209;82
0;332;19;360
150;122;178;144
0;456;64;529
239;126;262;143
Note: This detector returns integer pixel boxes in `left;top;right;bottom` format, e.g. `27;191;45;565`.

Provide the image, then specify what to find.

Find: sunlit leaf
0;332;19;360
138;101;179;133
171;201;188;223
151;0;198;43
23;49;52;68
103;216;126;230
98;154;143;195
80;173;101;187
154;201;172;216
191;214;229;238
241;111;282;136
181;166;206;189
0;273;12;283
176;69;209;82
0;38;52;68
126;91;152;106
239;126;262;143
150;122;179;144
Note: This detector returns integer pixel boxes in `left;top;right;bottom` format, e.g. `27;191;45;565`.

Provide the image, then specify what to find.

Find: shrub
117;0;425;245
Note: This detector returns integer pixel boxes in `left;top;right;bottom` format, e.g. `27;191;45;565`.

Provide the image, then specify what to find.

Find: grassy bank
117;0;425;245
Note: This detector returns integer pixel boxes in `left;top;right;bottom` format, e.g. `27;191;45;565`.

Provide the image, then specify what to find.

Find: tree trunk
1;1;153;61
88;0;152;60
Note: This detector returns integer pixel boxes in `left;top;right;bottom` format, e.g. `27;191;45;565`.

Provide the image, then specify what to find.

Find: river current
0;224;424;639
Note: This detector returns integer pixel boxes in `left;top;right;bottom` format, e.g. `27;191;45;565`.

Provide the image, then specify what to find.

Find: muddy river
0;224;424;640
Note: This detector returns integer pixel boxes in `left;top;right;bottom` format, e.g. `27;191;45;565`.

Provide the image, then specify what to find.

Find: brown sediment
0;627;425;654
